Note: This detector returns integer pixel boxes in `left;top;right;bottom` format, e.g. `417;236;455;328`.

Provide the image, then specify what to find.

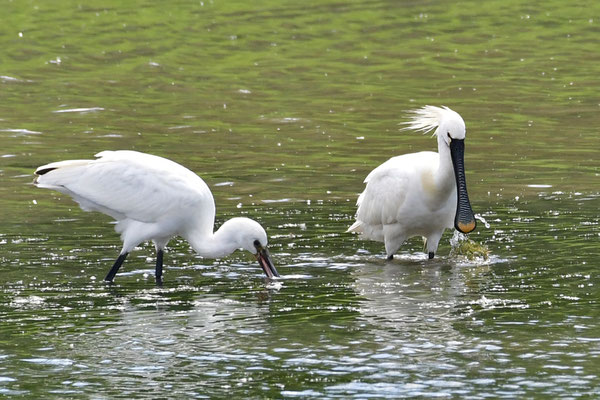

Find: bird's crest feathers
400;105;456;136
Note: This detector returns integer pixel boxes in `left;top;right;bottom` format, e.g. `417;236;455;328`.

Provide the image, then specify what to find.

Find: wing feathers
349;152;439;238
35;159;93;180
34;151;215;225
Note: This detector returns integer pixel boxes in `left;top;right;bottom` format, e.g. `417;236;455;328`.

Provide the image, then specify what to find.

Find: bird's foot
428;252;435;259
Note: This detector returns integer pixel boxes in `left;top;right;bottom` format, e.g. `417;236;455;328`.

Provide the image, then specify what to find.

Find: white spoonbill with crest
34;150;279;284
348;105;477;259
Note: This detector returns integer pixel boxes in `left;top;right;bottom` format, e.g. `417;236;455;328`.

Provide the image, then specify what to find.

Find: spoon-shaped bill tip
456;219;476;234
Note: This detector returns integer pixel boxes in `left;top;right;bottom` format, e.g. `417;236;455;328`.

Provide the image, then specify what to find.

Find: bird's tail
347;220;363;233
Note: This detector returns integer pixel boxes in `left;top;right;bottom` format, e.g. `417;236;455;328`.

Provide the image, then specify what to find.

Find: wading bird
348;105;476;259
34;150;279;284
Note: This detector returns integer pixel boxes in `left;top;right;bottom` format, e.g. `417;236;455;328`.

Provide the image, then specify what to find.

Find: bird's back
34;150;216;230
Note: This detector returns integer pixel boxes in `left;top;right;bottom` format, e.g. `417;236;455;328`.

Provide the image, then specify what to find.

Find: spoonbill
34;150;279;284
348;105;476;259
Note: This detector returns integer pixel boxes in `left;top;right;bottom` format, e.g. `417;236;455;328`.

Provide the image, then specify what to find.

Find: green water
2;0;600;397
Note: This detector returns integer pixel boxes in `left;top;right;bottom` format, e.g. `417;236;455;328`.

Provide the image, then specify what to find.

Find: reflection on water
2;0;600;397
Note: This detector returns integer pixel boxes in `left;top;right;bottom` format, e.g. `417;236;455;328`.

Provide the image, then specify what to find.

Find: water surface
2;0;600;398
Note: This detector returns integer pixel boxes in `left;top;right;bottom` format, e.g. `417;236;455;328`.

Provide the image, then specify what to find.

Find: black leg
155;249;164;285
428;252;435;259
387;254;394;260
105;252;128;282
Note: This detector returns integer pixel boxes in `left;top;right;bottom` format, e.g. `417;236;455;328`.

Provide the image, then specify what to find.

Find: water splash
449;230;490;261
475;213;490;229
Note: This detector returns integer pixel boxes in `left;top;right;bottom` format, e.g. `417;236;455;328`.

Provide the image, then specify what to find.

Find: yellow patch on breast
420;170;437;197
420;170;453;210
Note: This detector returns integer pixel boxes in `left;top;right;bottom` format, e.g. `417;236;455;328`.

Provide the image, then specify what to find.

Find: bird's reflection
350;255;492;341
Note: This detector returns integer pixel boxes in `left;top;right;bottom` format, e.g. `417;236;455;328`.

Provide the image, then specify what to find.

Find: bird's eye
253;239;261;248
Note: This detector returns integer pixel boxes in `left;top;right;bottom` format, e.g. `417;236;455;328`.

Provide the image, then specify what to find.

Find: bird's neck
186;220;241;259
436;133;456;189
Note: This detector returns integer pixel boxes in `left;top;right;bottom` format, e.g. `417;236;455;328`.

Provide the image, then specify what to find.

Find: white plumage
348;106;476;259
34;150;279;283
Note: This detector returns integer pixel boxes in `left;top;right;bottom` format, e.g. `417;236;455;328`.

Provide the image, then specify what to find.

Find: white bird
34;150;279;284
348;105;476;259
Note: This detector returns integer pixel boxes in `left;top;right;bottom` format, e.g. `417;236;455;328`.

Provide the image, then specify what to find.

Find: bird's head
439;108;466;146
218;217;279;278
402;105;466;146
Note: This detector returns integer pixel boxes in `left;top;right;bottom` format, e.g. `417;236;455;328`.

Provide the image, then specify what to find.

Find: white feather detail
400;105;454;136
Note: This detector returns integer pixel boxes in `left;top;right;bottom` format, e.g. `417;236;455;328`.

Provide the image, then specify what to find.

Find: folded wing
34;150;215;225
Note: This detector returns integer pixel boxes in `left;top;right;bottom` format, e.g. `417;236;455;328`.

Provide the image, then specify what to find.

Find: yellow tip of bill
457;220;476;234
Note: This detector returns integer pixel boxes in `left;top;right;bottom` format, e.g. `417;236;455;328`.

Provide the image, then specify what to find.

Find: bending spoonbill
348;105;476;259
34;150;279;283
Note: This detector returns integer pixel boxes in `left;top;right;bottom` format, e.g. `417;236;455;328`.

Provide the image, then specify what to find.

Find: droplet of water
475;214;490;229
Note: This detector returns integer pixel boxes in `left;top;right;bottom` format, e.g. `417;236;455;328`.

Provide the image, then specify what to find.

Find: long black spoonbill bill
348;105;476;259
34;150;279;283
